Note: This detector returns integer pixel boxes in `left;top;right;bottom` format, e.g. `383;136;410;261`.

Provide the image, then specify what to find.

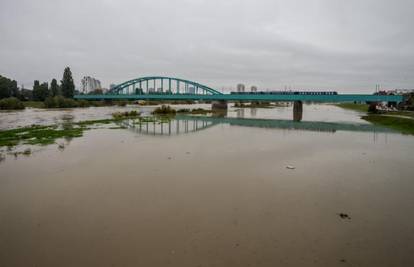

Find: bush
77;100;91;108
0;97;25;110
112;110;140;119
44;96;79;108
116;100;127;107
177;108;190;113
152;105;176;115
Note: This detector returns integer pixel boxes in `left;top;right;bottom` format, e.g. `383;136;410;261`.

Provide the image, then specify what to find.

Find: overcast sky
1;0;413;92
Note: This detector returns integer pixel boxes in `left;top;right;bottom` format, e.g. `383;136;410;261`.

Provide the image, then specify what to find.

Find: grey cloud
1;0;413;92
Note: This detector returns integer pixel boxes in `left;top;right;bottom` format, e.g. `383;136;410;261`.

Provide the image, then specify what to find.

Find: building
81;76;102;94
237;83;245;93
109;84;117;90
251;86;258;92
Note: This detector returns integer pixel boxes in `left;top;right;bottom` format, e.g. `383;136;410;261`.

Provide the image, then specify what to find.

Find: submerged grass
0;125;83;147
0;114;175;148
362;115;414;135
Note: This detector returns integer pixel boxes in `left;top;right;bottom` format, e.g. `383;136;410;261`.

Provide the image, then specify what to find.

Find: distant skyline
1;0;414;93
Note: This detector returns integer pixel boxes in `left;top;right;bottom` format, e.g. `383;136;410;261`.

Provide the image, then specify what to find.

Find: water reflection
122;115;394;136
121;118;218;136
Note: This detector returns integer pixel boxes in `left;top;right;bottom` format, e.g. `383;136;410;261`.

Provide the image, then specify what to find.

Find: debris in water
23;148;31;155
168;157;172;160
340;259;347;263
286;165;296;170
338;213;351;220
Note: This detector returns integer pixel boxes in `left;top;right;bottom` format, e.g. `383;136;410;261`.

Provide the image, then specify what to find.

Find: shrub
116;100;127;107
151;105;176;115
77;100;90;107
44;96;79;108
177;108;190;113
112;110;140;119
0;97;25;110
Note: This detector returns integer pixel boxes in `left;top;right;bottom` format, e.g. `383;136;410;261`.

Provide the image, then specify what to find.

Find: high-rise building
251;86;258;92
81;76;102;94
237;83;245;93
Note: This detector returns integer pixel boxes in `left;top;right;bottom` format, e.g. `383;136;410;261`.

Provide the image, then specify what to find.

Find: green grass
0;125;83;147
386;111;414;118
0;114;177;148
0;118;130;147
362;115;414;135
335;103;369;112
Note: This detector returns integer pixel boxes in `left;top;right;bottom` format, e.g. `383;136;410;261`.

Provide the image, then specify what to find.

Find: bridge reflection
121;115;393;136
121;117;218;136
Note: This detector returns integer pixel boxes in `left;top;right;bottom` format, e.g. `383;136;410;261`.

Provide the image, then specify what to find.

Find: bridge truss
109;76;222;96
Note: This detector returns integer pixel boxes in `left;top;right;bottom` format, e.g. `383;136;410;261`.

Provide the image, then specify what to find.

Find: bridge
75;76;404;103
75;76;404;120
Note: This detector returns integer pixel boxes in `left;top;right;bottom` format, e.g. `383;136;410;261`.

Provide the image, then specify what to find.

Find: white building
81;76;102;94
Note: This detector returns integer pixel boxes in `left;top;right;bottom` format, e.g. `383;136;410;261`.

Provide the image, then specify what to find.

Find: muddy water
1;104;414;267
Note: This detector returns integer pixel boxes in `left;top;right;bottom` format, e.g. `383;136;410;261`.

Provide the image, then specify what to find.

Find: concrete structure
81;76;102;94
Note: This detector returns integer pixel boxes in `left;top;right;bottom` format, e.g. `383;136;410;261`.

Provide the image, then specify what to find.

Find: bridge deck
75;93;403;102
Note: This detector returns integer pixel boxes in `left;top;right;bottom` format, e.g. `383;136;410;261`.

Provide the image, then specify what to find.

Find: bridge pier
293;101;303;122
212;100;228;110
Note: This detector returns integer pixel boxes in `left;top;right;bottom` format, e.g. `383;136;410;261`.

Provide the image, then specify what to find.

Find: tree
10;80;19;98
33;80;49;101
61;67;75;98
50;78;60;97
0;75;19;99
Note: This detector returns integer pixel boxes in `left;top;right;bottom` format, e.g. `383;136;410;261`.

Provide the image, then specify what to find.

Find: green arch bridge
75;76;404;103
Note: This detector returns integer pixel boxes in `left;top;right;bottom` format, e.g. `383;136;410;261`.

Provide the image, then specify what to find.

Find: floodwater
1;104;414;267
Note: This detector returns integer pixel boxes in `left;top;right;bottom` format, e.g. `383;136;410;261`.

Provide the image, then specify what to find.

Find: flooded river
1;104;414;266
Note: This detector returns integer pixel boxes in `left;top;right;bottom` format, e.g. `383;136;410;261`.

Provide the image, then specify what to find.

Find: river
1;104;413;267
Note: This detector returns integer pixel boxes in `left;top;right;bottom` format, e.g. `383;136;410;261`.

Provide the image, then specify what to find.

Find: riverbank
335;103;414;135
361;115;414;135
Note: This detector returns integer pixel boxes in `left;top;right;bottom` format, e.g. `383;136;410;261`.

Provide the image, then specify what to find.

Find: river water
1;104;413;267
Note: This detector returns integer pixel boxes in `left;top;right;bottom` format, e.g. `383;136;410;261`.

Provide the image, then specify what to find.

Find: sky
1;0;413;93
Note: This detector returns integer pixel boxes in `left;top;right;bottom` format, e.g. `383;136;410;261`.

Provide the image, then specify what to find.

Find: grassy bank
333;103;414;135
361;115;414;135
334;103;369;112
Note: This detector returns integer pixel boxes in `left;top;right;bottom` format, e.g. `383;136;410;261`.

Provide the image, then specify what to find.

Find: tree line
0;67;75;101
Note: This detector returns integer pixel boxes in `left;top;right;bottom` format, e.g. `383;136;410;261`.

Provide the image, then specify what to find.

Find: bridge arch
109;76;222;95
